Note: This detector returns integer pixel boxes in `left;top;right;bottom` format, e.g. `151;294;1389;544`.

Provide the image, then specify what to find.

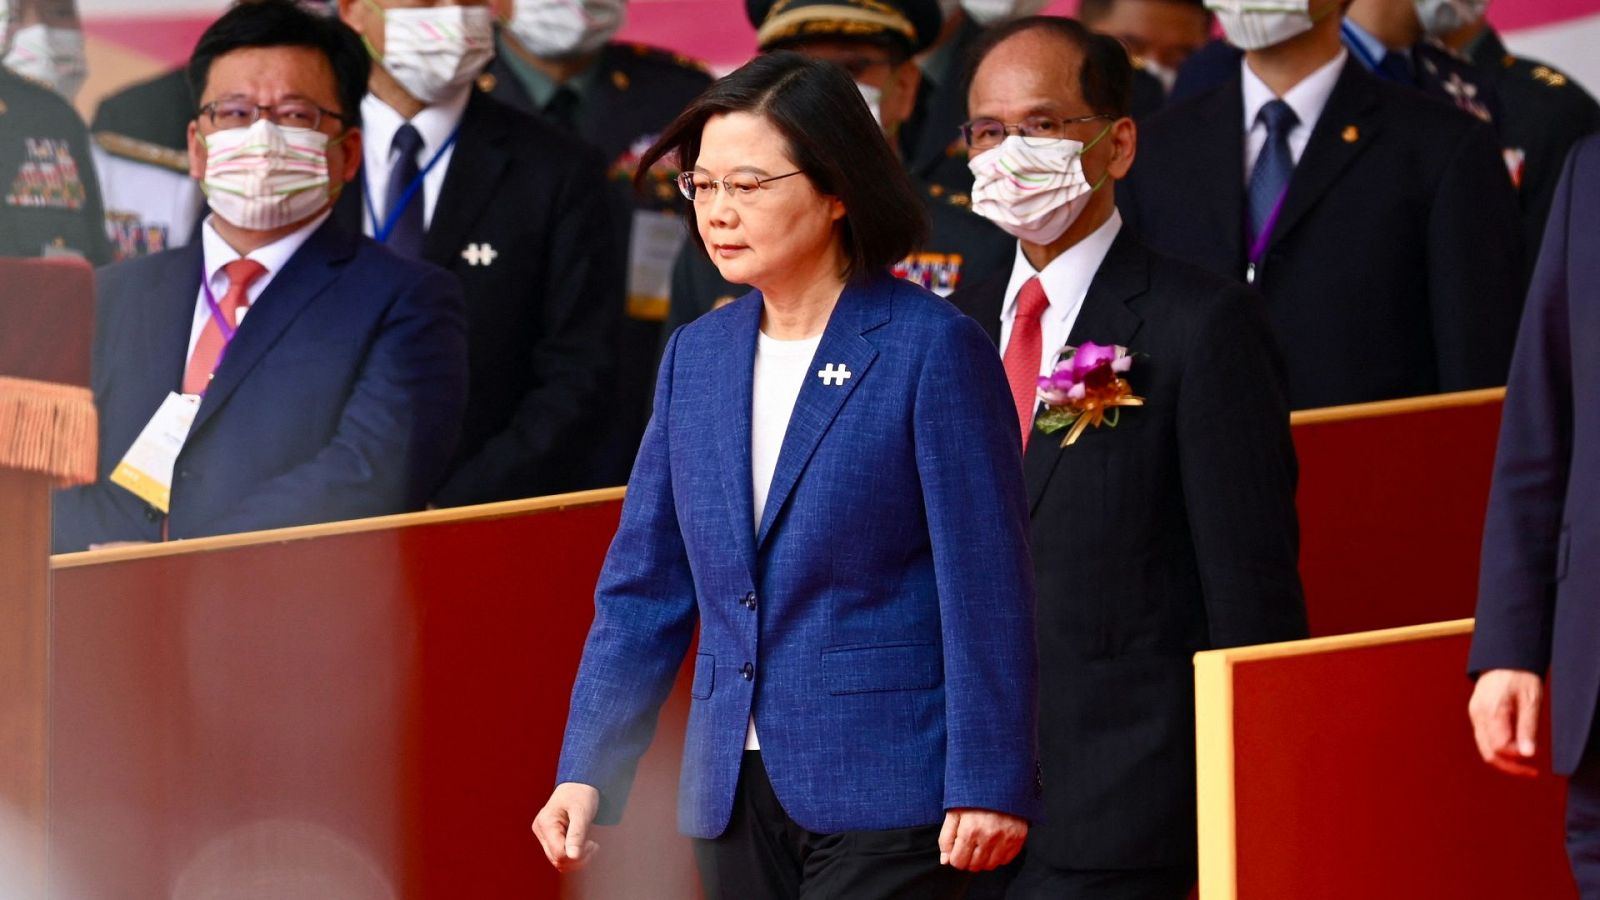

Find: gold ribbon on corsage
1034;342;1145;448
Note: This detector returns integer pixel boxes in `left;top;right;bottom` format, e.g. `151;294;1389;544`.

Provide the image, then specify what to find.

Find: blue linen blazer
556;271;1041;838
51;217;469;551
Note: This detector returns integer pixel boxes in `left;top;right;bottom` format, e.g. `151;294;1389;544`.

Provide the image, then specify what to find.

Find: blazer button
742;591;757;610
740;662;753;681
144;507;160;522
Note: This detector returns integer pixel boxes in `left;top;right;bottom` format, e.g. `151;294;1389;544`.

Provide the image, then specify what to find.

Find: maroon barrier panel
1291;390;1504;636
48;492;696;900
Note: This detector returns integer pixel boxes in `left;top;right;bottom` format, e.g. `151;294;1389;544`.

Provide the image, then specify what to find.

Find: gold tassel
0;375;98;486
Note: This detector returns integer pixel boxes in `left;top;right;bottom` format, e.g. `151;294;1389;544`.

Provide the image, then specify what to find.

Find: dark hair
187;0;370;128
1078;0;1211;25
636;50;928;282
965;16;1134;120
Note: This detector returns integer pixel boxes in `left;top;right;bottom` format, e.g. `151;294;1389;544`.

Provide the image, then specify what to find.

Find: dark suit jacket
1120;58;1525;409
1469;136;1600;776
51;217;469;552
335;89;624;505
951;228;1308;869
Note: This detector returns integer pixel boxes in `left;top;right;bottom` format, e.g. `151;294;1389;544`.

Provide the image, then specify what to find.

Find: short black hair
966;16;1134;120
638;50;928;283
187;0;369;128
1078;0;1211;25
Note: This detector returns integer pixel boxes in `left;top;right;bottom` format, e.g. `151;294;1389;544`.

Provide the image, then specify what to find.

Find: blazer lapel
188;219;357;437
713;296;761;579
754;278;887;549
1197;82;1248;274
149;242;206;395
1024;230;1148;513
423;92;511;267
1269;60;1381;249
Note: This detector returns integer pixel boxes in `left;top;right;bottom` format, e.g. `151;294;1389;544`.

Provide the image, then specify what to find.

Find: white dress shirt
186;210;332;365
746;329;823;751
1241;49;1348;181
358;88;471;235
997;210;1123;378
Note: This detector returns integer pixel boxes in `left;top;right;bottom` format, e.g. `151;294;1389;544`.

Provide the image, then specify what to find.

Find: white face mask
968;129;1111;245
1414;0;1488;38
1206;0;1335;52
4;23;88;101
961;0;1051;27
202;119;336;231
855;81;883;128
366;2;494;105
505;0;625;59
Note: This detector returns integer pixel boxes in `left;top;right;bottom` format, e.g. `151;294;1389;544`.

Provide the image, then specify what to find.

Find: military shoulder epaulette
616;41;711;75
94;132;189;173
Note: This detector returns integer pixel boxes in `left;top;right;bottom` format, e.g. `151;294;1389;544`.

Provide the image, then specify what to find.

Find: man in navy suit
1468;135;1600;895
1120;0;1524;409
951;18;1308;898
51;0;468;552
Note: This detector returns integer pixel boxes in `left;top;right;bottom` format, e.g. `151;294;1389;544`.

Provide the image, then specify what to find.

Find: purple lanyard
1246;187;1290;283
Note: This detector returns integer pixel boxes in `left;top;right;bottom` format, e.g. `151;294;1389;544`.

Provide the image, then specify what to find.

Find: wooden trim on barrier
50;486;628;569
1289;387;1504;426
1192;618;1476;900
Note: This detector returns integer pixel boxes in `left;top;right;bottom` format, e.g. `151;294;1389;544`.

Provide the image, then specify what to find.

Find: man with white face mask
1120;0;1524;409
1425;0;1600;260
0;0;109;262
481;0;711;477
949;17;1307;899
334;0;627;502
3;0;83;102
52;0;469;551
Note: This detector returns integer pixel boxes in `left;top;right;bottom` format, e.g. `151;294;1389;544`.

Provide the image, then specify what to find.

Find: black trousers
990;852;1195;900
693;750;971;900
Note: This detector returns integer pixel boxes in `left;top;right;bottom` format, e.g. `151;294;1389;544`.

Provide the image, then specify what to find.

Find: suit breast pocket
820;642;942;695
258;339;360;372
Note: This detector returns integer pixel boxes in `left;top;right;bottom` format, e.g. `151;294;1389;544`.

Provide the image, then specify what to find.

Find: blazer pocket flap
690;652;715;699
821;642;942;695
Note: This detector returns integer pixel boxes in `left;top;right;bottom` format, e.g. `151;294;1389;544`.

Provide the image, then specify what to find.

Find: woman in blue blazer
533;52;1039;899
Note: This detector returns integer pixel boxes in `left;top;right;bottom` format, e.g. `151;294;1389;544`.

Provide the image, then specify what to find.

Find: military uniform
87;68;204;261
0;66;110;263
1466;26;1600;257
488;37;711;468
663;180;1013;342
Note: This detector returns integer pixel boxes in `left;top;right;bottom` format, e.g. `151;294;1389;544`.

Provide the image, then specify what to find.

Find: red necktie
183;258;266;395
1002;276;1049;448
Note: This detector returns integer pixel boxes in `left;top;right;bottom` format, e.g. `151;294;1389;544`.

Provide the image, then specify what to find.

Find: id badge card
109;392;199;513
626;209;687;322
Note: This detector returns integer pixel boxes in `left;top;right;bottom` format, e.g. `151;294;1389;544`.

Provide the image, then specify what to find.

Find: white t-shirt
745;328;822;750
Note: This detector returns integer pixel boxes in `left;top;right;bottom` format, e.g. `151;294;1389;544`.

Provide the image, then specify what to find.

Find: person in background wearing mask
484;0;711;481
663;0;1013;337
949;17;1307;899
1077;0;1210;101
4;0;84;102
1423;0;1600;258
51;0;469;552
1119;0;1525;409
0;0;109;262
87;2;342;262
334;0;627;502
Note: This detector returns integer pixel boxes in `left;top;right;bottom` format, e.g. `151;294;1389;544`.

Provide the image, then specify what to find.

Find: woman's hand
938;807;1028;871
532;782;602;872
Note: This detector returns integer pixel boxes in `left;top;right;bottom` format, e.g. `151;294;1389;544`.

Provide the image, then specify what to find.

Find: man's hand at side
1469;668;1544;777
532;782;601;872
938;808;1028;872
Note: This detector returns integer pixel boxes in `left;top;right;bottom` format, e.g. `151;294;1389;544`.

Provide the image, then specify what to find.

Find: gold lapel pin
1342;125;1359;143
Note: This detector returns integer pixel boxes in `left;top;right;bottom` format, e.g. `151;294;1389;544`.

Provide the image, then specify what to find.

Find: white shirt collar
199;209;331;289
361;88;471;168
1001;209;1123;323
1240;48;1348;136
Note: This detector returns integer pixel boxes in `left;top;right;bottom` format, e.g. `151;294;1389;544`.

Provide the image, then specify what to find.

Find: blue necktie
383;123;426;258
1247;99;1298;245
